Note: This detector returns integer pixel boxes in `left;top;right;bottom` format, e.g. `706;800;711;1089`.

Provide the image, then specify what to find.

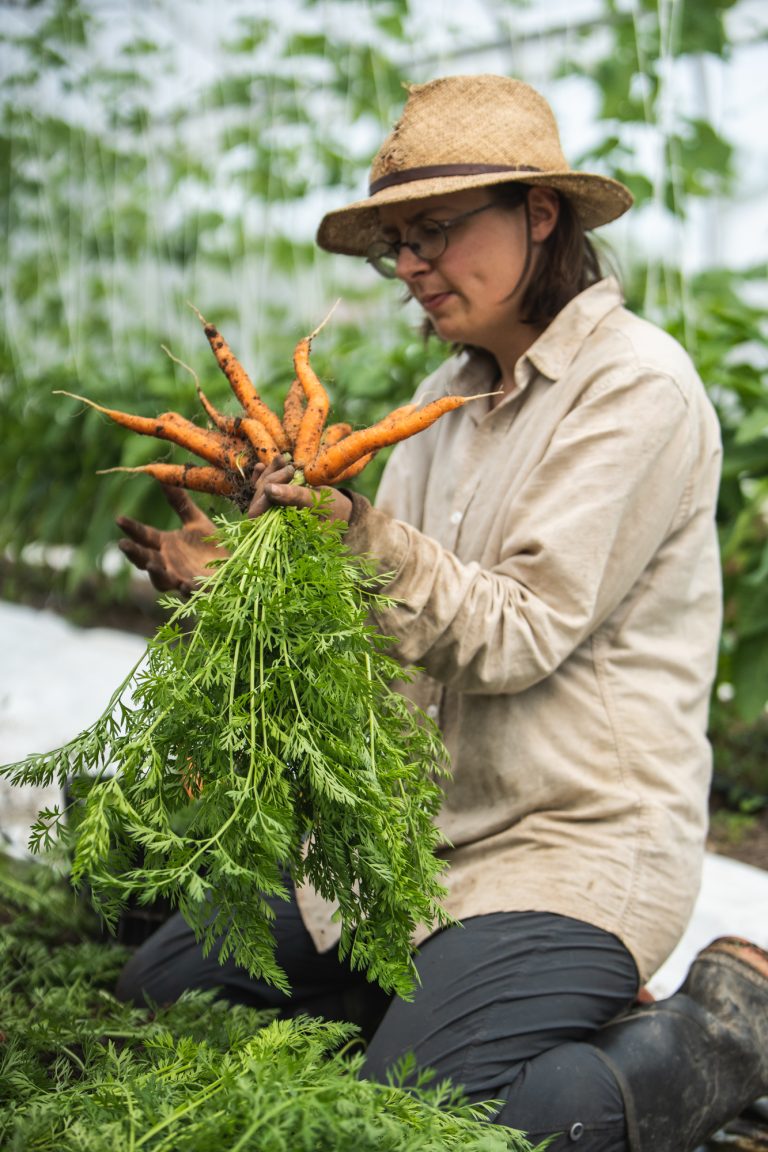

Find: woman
116;75;768;1151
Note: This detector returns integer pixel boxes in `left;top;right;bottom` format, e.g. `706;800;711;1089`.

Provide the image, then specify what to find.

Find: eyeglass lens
365;201;502;279
367;219;447;278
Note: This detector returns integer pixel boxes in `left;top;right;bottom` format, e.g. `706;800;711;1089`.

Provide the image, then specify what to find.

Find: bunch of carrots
57;303;484;509
7;303;493;997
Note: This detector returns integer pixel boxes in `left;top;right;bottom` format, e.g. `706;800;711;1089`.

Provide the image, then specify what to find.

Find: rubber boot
588;937;768;1152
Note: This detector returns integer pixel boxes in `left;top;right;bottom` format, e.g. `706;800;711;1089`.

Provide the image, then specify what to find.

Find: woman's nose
395;243;430;280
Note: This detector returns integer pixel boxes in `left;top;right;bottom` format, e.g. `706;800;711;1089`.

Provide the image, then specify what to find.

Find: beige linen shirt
297;277;723;984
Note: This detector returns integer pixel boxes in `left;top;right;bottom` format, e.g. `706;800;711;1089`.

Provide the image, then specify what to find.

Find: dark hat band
369;163;543;195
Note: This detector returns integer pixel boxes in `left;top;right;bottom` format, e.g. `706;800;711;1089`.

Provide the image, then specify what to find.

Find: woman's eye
416;221;443;241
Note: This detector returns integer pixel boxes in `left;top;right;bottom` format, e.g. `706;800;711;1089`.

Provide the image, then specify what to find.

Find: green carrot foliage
2;505;453;998
0;851;537;1152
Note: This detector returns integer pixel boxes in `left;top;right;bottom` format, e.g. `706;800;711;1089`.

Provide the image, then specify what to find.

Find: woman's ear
527;187;560;242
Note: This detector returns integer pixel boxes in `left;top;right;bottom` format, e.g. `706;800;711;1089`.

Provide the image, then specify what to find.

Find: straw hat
316;75;633;257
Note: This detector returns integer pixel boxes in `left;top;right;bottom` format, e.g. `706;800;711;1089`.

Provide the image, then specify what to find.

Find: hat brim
316;170;633;257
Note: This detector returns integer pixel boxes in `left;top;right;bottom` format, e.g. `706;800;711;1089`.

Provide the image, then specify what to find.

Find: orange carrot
163;345;255;465
320;422;353;449
238;416;281;465
193;390;270;472
160;345;238;439
159;412;251;472
70;303;498;507
304;394;487;486
195;384;243;440
189;304;289;453
98;463;241;499
55;391;251;473
292;338;330;469
291;304;340;469
282;377;305;451
322;452;375;485
315;403;415;469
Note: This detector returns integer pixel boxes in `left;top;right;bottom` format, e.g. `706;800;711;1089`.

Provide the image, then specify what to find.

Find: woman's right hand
247;454;352;523
116;485;227;595
116;456;308;595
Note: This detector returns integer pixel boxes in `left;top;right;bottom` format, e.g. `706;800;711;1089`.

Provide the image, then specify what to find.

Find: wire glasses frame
365;201;500;280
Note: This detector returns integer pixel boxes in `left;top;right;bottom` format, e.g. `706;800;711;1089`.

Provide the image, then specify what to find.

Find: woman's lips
420;291;452;312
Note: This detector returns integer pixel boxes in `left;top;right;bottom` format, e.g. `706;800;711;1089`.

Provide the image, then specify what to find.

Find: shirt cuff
341;492;412;585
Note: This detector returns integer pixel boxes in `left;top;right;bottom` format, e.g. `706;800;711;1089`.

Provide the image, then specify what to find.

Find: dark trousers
116;896;638;1150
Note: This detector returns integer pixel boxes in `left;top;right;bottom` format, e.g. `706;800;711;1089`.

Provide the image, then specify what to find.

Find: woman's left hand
247;455;351;523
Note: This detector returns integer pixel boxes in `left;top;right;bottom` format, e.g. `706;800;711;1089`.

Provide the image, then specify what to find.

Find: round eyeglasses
365;201;500;280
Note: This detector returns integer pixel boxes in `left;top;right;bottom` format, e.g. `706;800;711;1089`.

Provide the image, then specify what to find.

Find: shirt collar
519;276;624;387
445;276;625;417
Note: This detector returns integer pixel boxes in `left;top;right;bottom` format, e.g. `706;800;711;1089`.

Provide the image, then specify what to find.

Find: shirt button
426;704;439;720
450;510;462;525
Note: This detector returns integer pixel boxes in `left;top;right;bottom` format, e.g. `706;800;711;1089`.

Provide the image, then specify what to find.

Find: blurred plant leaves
0;0;766;727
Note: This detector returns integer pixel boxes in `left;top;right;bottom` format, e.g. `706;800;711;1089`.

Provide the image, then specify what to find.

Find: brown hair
417;182;607;345
493;183;604;327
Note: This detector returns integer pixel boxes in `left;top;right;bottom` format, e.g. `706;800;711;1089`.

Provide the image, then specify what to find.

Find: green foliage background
0;852;537;1150
1;0;766;728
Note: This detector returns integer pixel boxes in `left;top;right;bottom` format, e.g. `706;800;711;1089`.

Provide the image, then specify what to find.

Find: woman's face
377;187;558;353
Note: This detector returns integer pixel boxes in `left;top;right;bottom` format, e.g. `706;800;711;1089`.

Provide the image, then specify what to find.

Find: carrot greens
0;854;537;1152
3;504;452;998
